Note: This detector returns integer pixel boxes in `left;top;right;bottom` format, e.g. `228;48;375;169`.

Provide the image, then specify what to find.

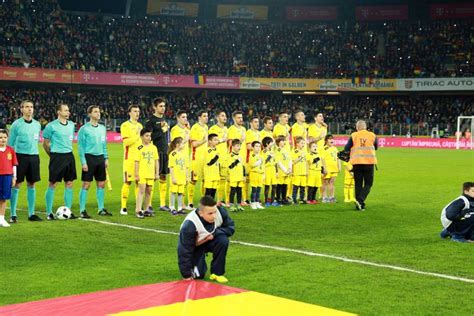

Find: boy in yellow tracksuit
249;141;265;210
307;141;323;204
262;136;278;207
275;136;292;205
343;161;355;203
291;136;307;204
203;134;220;199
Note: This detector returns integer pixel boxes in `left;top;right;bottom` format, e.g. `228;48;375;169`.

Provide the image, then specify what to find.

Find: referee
145;97;170;213
8;100;42;222
77;105;111;218
43;104;77;220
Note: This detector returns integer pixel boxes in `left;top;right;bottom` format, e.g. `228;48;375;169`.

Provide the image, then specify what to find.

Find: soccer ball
56;206;72;220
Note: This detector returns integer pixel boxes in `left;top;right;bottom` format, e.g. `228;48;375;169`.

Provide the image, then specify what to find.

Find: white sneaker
250;202;257;210
119;208;128;215
0;218;11;227
257;202;265;209
183;205;194;211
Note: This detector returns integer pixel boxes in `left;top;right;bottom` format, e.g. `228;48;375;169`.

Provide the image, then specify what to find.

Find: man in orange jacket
344;120;378;211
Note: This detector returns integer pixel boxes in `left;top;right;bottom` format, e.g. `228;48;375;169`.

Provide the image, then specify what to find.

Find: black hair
262;136;273;148
200;195;217;207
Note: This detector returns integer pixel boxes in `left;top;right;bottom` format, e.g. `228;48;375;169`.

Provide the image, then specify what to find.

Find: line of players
119;99;357;217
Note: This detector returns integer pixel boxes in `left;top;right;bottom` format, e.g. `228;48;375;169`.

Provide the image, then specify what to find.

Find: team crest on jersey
7;153;12;160
34;133;39;140
138;145;144;150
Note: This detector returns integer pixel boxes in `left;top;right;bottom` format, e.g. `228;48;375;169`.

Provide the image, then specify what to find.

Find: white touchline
84;219;474;284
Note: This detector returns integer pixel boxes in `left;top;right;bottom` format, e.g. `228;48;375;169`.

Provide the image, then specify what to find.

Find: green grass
1;145;474;315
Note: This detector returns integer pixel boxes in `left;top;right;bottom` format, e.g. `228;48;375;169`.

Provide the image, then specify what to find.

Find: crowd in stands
0;0;473;78
1;88;472;135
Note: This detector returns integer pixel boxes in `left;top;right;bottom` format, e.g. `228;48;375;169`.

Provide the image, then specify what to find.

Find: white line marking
85;219;474;284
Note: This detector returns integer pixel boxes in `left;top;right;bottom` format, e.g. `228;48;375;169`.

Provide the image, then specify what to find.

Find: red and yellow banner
240;77;320;91
0;67;81;84
146;1;199;17
217;5;268;20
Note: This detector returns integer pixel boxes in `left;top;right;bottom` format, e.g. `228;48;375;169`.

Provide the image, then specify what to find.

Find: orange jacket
349;130;377;165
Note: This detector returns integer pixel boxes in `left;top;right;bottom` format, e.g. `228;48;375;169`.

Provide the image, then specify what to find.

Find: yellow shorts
249;173;264;187
324;172;338;180
264;169;277;186
277;176;290;185
307;173;322;187
191;159;204;181
229;181;244;188
292;175;307;187
344;177;354;186
203;180;219;190
170;183;185;194
138;178;155;186
123;159;135;181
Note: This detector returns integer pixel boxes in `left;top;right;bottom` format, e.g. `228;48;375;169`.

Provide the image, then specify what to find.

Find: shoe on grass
210;273;228;283
439;228;450;239
136;211;145;219
0;218;11;227
28;214;43;221
160;205;171;212
120;208;128;215
80;211;91;219
46;213;56;220
98;209;112;216
9;216;17;223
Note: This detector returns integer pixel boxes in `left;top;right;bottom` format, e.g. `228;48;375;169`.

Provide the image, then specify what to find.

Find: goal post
456;116;474;150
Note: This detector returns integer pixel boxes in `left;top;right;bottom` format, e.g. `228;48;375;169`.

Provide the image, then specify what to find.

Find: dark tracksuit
442;194;474;240
178;207;235;278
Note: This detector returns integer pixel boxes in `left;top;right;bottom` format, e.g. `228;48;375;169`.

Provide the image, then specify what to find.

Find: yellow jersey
228;124;246;158
227;152;244;183
168;150;187;185
249;152;264;174
260;129;274;142
190;123;208;161
275;147;291;176
209;124;228;165
291;148;307;176
307;151;323;174
273;123;291;151
170;124;190;160
135;143;159;179
308;123;327;150
343;161;354;180
245;129;261;163
291;122;308;147
204;147;220;181
322;146;339;173
121;120;143;161
262;148;276;173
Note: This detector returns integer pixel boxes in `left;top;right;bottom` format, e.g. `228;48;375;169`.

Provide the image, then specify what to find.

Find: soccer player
321;135;340;203
77;105;110;218
306;141;323;204
291;110;308;150
273;111;291;151
8;100;42;222
275;136;292;205
227;111;247;205
168;137;188;215
203;134;220;199
134;129;159;219
227;139;245;212
308;112;328;152
249;141;264;209
120;104;143;215
43;104;77;220
208;110;228;205
260;116;274;142
189;110;209;207
145;97;170;213
291;136;307;204
262;136;278;207
0;129;17;228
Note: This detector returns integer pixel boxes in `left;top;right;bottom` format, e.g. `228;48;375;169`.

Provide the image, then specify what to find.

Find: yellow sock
349;185;355;201
148;183;154;208
188;182;195;206
242;183;248;202
287;183;292;199
218;179;226;202
344;186;350;201
159;179;167;207
121;183;130;209
225;181;230;203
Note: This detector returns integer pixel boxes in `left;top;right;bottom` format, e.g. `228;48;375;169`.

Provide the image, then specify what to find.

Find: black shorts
158;152;169;176
82;154;106;182
49;152;77;183
16;154;41;183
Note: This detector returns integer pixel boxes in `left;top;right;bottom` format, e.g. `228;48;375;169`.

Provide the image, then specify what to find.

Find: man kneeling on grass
178;196;235;283
440;182;474;243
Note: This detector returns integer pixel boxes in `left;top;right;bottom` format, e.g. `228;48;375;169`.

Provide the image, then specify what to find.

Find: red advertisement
0;67;239;89
355;5;408;21
334;137;471;150
431;3;474;19
286;6;338;21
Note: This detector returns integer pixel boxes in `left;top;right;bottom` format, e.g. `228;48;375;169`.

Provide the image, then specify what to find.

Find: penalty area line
85;218;474;284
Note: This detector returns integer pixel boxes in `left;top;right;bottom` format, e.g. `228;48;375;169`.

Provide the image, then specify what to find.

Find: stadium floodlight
456;116;474;150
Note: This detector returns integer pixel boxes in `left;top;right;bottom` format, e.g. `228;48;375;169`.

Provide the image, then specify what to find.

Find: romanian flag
0;281;355;316
414;67;421;75
194;74;206;85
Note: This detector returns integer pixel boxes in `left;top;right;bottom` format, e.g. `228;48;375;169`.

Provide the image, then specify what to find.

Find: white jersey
440;195;470;228
181;209;223;242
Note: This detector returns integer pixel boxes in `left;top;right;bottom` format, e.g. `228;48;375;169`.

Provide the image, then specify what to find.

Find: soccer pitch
1;144;473;315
